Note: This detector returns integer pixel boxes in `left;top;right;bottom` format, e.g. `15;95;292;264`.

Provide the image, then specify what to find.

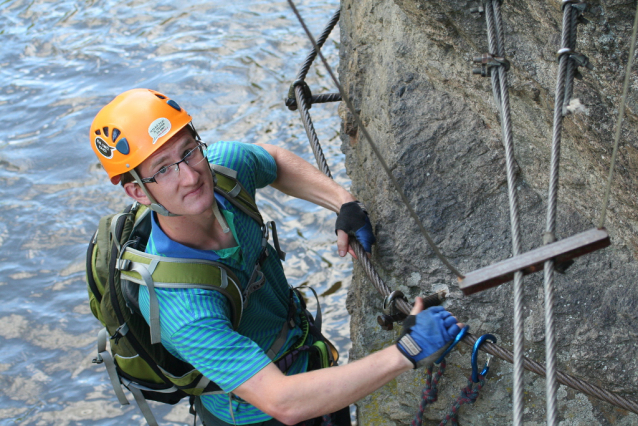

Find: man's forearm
234;345;413;425
257;143;355;212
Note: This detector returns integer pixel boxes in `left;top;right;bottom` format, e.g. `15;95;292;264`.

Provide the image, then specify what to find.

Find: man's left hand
335;201;375;257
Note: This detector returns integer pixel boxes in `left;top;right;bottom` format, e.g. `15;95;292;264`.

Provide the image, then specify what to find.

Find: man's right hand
396;299;461;369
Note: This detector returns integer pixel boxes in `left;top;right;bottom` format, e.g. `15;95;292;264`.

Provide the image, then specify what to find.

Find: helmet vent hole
167;100;182;112
155;94;167;100
112;128;121;142
102;127;109;138
94;129;101;136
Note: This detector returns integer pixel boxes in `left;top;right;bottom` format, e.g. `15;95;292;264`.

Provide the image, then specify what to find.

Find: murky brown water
0;1;350;424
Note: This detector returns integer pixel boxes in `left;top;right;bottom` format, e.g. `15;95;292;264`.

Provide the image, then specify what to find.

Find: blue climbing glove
335;201;375;253
396;306;461;369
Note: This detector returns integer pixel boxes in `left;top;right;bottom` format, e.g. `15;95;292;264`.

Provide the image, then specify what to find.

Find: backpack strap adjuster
117;259;131;271
111;323;129;345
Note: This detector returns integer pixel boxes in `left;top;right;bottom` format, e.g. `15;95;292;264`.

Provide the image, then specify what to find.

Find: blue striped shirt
138;141;310;424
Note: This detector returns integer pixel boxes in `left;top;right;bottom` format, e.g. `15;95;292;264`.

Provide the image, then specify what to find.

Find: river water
0;1;351;424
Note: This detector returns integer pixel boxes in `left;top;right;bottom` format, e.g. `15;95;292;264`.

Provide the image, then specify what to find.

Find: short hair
120;171;135;187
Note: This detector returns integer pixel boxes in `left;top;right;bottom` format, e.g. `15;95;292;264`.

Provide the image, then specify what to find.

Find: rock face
337;0;638;424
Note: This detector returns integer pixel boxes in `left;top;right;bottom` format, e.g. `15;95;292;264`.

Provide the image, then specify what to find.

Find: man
90;88;461;426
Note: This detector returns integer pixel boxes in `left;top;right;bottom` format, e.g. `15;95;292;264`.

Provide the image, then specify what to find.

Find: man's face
137;128;215;217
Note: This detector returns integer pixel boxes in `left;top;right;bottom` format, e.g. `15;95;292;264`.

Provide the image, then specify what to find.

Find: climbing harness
285;0;638;419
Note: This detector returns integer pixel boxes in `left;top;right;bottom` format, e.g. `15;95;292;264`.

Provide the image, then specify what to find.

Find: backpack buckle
92;354;104;364
110;324;129;345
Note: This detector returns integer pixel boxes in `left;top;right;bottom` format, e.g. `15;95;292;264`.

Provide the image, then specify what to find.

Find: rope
439;376;486;426
598;2;638;229
482;1;526;423
411;361;447;426
286;0;638;417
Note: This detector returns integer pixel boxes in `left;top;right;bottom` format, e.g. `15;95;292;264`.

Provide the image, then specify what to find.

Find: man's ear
124;181;151;205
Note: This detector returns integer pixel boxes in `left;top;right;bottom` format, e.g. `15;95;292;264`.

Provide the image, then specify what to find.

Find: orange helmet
90;89;192;184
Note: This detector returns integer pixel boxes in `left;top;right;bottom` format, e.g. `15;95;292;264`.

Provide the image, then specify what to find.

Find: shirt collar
147;192;229;261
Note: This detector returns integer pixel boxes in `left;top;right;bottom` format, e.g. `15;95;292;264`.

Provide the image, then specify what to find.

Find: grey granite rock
337;0;638;424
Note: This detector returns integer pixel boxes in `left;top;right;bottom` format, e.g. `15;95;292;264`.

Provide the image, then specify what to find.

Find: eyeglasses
140;142;208;184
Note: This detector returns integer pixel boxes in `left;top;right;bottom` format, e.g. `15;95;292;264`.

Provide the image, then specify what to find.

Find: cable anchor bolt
285;80;313;111
377;291;409;330
562;0;587;13
469;5;484;15
472;53;510;77
557;48;594;73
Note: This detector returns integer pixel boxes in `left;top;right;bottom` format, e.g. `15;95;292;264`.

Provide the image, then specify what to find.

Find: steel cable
286;0;638;417
484;1;526;423
599;2;638;229
562;5;579;115
295;8;341;82
544;4;583;424
461;333;638;414
287;2;464;279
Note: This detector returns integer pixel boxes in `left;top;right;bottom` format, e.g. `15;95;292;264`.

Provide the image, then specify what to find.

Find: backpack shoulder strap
119;248;244;342
211;164;286;262
211;164;264;227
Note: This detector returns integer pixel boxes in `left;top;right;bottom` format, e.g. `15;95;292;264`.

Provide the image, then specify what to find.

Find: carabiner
471;333;497;383
434;325;470;364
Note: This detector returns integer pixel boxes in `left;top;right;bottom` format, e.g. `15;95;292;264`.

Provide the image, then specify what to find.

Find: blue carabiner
471;333;497;383
434;325;470;365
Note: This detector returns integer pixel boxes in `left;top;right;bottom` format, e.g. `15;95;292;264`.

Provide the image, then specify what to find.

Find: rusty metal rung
459;228;610;295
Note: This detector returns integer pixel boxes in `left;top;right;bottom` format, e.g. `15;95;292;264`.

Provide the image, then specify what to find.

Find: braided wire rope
543;4;580;424
562;5;579;115
287;1;464;279
295;8;341;82
599;2;638;229
483;1;526;423
285;0;638;417
287;93;342;110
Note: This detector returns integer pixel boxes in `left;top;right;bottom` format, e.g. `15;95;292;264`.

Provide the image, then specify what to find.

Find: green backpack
86;165;290;426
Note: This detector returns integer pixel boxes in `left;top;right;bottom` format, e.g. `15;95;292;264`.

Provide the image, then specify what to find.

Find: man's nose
178;160;200;183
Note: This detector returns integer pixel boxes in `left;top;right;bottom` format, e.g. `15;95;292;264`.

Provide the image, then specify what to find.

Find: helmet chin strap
210;168;231;234
129;169;179;217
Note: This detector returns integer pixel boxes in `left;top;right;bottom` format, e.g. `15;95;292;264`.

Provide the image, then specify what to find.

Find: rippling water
0;1;350;424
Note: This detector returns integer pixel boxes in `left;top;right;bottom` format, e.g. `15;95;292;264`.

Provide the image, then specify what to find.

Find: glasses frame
140;142;208;184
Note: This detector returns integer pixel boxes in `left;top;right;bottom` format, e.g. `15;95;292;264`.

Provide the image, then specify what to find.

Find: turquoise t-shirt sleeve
168;289;273;392
207;141;278;196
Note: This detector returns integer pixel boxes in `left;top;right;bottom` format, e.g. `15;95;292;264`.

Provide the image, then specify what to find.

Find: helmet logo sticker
95;137;114;159
148;118;171;144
